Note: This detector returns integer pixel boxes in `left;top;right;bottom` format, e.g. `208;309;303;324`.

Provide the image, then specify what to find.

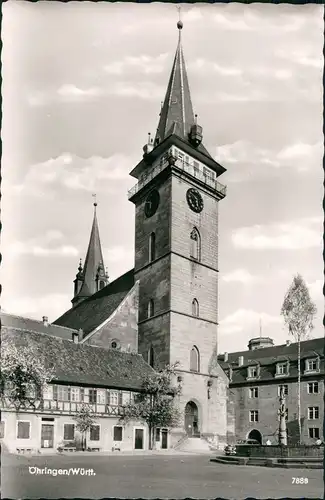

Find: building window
249;410;259;423
190;228;201;261
70;387;80;402
249;387;258;398
0;421;5;439
306;359;318;371
190;346;200;372
113;426;123;441
155;428;161;441
148;345;155;368
248;366;258;378
90;425;100;441
64;424;75;441
99;281;105;290
147;299;154;318
149;232;156;262
58;386;70;401
122;392;130;406
308;407;319;420
111;340;119;349
309;428;320;439
96;389;106;405
307;382;319;394
88;389;97;404
110;391;119;406
17;421;30;439
192;298;199;317
43;385;53;400
278;385;289;397
276;362;288;375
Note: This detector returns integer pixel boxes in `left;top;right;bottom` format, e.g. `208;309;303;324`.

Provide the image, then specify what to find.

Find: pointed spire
72;197;109;306
155;17;195;144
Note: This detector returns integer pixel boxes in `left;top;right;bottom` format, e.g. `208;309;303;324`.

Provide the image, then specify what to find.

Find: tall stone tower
128;21;228;447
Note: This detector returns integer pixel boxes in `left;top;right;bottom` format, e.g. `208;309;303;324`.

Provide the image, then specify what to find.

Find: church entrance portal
184;401;199;437
247;429;262;444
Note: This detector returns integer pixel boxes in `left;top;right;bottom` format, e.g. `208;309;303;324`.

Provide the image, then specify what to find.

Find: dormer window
276;362;289;376
247;366;258;379
305;358;319;372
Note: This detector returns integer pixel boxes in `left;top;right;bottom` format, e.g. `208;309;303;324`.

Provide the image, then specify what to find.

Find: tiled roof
218;337;324;385
54;269;135;336
0;312;77;340
2;326;154;391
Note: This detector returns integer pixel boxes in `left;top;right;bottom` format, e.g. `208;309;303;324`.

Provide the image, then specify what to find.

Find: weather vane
92;193;97;207
177;5;181;21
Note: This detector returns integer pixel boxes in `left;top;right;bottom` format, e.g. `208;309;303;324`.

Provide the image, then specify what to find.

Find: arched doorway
247;429;262;444
184;401;199;437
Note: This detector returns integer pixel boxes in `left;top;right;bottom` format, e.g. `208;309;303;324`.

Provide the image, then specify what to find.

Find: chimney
286;340;291;346
72;332;79;344
238;355;244;366
224;352;228;362
42;316;49;327
78;328;84;341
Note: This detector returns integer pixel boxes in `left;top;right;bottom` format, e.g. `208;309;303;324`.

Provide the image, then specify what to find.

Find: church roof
154;22;213;160
75;203;106;301
2;326;154;391
54;269;135;337
218;337;324;385
0;312;77;340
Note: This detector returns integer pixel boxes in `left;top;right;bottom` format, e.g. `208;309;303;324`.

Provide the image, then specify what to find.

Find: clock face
144;189;160;218
186;188;204;213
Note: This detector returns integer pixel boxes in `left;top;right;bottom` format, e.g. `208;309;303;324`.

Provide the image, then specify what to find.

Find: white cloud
1;293;71;323
307;279;324;302
57;84;103;100
183;7;203;22
216;140;322;173
219;308;281;336
12;153;134;195
223;268;258;284
104;53;168;75
232;217;322;250
189;58;242;77
9;241;78;258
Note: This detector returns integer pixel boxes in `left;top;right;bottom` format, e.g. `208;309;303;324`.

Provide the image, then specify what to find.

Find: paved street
1;452;324;499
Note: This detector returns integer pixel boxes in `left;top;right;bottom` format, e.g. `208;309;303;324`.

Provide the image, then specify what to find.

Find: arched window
111;341;117;349
147;299;154;318
192;298;199;317
148;345;155;368
149;232;156;262
99;280;105;290
190;227;201;261
190;346;200;372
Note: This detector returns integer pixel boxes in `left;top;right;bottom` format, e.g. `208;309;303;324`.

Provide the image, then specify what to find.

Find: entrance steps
175;437;213;454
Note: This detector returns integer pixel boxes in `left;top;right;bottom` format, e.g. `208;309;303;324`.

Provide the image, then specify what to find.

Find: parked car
224;444;236;456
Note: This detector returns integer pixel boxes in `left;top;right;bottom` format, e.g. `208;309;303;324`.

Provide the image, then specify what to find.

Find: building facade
218;336;324;445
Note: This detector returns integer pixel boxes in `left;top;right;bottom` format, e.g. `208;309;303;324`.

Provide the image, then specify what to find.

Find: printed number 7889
292;477;308;484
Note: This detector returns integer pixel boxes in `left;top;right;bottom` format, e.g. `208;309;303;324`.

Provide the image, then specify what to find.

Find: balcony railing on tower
128;154;227;200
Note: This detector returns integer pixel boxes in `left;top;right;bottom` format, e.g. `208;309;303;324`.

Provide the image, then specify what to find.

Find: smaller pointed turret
71;198;109;307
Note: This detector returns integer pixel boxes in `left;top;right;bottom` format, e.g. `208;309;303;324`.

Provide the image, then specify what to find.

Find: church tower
72;200;109;307
128;21;228;447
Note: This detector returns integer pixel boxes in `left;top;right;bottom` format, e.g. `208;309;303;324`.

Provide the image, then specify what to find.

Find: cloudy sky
2;2;323;353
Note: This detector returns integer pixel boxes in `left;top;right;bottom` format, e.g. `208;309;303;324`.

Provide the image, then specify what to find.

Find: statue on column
278;386;287;446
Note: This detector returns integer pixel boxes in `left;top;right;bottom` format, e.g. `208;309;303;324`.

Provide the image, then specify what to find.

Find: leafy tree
75;403;96;451
120;363;182;450
0;343;54;411
281;274;317;444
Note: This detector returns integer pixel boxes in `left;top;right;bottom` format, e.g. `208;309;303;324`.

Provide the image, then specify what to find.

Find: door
41;424;54;448
134;429;144;449
161;429;168;449
185;401;199;437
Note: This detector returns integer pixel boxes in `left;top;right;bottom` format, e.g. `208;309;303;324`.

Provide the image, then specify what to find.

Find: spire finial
92;193;97;209
78;258;83;272
176;5;183;32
